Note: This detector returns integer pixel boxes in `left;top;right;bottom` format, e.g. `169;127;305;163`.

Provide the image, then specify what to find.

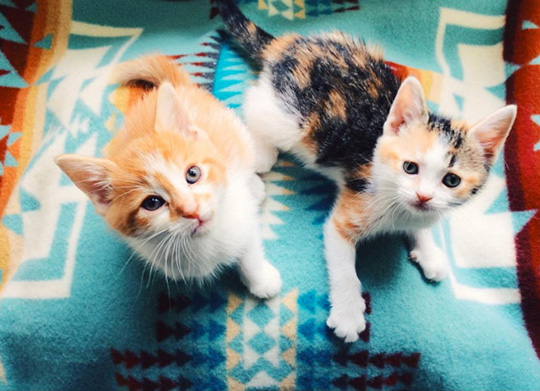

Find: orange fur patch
332;188;372;242
291;51;316;89
301;112;321;154
246;21;258;35
453;171;482;199
451;119;471;131
377;123;440;170
263;34;300;63
326;90;347;120
99;56;251;236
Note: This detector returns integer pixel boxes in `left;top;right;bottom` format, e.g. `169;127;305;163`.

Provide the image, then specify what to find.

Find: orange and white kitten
55;55;281;299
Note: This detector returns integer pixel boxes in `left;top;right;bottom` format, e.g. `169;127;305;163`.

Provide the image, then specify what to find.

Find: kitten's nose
183;211;199;221
416;193;433;204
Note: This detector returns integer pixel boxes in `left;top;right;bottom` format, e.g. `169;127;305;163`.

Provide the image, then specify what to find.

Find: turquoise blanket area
0;0;539;390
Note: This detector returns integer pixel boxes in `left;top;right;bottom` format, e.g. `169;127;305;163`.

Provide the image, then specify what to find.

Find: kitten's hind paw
327;303;366;343
410;247;449;282
245;261;282;299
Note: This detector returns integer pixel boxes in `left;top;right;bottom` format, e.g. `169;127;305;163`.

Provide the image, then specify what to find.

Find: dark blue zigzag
190;319;226;341
190;347;225;368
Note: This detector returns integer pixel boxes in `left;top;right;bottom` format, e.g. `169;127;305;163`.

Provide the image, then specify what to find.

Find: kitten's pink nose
416;193;433;204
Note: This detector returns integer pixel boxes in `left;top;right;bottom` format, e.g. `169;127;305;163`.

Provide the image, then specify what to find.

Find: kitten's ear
468;105;517;163
155;82;192;135
55;154;115;215
383;76;428;136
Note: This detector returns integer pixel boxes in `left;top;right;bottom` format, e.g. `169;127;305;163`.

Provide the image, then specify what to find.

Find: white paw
254;145;278;174
245;261;282;299
410;247;449;282
250;174;266;205
326;299;366;343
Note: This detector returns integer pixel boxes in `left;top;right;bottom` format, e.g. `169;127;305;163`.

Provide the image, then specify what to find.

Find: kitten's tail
217;0;274;66
111;54;192;89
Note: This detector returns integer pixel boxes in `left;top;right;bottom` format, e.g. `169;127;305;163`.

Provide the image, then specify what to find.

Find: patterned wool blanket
0;0;539;390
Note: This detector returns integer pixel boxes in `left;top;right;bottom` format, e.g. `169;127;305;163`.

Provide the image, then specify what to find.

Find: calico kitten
55;55;282;299
217;0;517;341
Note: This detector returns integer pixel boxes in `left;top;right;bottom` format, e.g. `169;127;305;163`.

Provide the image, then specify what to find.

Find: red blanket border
504;0;540;358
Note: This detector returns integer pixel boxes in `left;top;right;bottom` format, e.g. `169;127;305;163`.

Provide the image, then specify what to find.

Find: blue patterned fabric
0;0;539;390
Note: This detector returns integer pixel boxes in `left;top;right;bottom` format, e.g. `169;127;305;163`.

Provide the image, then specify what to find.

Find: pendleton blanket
1;0;540;390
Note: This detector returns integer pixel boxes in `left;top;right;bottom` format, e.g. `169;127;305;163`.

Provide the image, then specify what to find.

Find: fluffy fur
55;55;282;299
218;0;517;341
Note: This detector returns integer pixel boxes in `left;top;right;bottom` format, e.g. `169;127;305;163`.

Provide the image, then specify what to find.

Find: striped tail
217;0;274;66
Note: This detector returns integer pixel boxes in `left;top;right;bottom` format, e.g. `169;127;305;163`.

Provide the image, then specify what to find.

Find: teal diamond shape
280;303;293;325
249;331;275;354
247;302;275;328
272;0;290;12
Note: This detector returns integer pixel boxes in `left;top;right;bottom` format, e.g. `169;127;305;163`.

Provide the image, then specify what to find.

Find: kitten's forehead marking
405;123;441;157
429;114;466;150
419;134;452;182
144;154;188;195
142;153;216;199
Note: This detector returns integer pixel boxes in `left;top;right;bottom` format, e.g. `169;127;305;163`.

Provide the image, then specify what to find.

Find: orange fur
301;112;321;154
263;34;301;63
111;54;192;89
376;124;440;170
58;55;253;238
454;172;482;198
326;90;347;120
332;188;371;242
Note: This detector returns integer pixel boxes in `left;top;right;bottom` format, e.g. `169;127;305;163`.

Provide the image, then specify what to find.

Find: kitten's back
262;32;401;174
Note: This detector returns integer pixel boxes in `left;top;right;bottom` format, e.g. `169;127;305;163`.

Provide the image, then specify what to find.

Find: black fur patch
268;35;401;191
449;154;457;168
428;113;464;149
217;0;274;66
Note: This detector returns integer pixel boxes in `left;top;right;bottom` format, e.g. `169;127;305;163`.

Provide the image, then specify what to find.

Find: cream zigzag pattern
260;159;295;240
226;289;298;390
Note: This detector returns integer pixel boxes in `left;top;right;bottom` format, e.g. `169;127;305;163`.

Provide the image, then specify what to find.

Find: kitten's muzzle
412;192;433;211
416;193;433;204
189;214;212;235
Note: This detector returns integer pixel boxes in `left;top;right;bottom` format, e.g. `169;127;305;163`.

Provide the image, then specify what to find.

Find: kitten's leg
409;228;449;281
238;230;282;299
251;135;279;174
249;173;266;206
325;215;366;343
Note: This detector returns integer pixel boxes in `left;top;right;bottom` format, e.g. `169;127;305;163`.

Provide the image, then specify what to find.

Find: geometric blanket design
0;0;539;390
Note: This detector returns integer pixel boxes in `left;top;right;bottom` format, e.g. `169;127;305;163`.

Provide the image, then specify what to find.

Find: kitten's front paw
410;246;449;282
254;145;279;174
250;174;266;205
327;300;366;343
246;261;282;299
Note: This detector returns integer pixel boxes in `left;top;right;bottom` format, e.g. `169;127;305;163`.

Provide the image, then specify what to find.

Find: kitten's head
56;82;227;241
374;76;516;217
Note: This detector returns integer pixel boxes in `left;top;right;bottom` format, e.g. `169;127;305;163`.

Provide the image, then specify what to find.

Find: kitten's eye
186;166;201;184
141;195;165;211
403;161;419;175
442;173;461;188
